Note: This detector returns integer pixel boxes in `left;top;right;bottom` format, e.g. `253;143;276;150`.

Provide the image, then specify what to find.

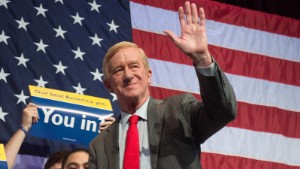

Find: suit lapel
147;98;164;169
104;121;120;169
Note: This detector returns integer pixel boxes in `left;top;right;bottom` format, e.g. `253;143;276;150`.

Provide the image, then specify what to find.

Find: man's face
105;47;152;103
63;151;88;169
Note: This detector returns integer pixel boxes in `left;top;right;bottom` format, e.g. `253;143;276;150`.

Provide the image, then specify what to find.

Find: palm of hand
177;23;208;58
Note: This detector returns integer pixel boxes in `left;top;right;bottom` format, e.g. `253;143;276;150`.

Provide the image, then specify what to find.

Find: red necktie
123;115;140;169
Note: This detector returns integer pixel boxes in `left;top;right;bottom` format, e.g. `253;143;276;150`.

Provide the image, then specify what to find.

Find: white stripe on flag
202;127;300;166
149;58;300;112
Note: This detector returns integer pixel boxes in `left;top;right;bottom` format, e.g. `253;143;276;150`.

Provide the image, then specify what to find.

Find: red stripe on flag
131;0;300;38
150;86;300;138
133;29;300;86
229;102;300;139
201;152;300;169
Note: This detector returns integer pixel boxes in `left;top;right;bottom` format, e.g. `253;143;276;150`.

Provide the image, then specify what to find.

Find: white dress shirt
119;97;151;169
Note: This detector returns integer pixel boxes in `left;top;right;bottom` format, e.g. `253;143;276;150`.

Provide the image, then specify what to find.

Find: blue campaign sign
0;162;8;169
28;86;113;146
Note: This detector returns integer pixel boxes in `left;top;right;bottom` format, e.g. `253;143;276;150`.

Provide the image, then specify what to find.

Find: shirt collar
120;97;150;128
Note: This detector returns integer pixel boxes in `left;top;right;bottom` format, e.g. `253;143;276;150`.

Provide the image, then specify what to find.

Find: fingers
105;117;116;123
183;1;200;24
191;3;198;23
24;104;39;118
198;7;206;27
164;1;203;38
163;30;177;43
32;114;39;124
99;121;111;132
99;117;116;132
22;103;39;130
178;6;185;27
185;1;192;24
27;102;38;108
100;121;112;127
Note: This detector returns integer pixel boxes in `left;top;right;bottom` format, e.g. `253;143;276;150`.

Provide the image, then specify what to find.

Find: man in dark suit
89;1;237;169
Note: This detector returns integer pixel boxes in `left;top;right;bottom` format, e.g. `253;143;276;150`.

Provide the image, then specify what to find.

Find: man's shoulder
150;93;198;106
90;122;118;143
90;132;103;145
161;93;196;101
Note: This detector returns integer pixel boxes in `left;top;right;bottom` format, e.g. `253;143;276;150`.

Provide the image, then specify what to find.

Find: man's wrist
192;51;212;67
195;58;216;76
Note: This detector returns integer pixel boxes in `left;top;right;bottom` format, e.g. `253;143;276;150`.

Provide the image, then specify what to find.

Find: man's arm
194;62;237;143
164;1;237;143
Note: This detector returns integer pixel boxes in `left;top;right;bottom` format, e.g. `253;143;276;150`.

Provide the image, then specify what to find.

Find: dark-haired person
44;150;70;169
61;148;89;169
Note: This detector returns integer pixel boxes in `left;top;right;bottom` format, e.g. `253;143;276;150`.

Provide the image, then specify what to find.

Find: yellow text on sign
29;85;112;111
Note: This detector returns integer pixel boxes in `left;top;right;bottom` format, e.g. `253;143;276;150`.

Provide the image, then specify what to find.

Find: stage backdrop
0;0;299;169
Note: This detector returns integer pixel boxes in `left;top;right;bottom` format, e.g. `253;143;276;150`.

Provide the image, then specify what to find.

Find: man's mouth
123;83;136;87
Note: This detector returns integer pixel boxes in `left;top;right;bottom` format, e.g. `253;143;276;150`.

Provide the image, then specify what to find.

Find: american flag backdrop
1;0;300;169
0;0;129;168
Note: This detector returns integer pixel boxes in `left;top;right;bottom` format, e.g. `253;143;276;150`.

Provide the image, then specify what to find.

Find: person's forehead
110;48;143;64
66;152;88;162
114;47;140;56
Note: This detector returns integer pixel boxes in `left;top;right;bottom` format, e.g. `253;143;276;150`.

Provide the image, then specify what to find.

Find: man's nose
123;68;133;80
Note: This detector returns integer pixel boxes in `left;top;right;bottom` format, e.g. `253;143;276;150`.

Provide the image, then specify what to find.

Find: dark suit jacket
89;63;237;169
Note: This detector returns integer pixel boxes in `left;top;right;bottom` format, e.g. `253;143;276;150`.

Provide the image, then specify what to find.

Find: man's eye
131;65;139;69
113;69;122;74
67;164;79;169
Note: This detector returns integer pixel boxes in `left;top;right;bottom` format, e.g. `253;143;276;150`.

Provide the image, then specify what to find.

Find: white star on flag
14;90;29;105
15;53;29;68
73;83;86;94
0;30;10;44
0;107;9;122
0;0;10;8
90;34;103;47
35;4;48;17
55;0;63;4
34;76;48;87
15;17;29;31
72;47;86;60
53;25;67;39
0;68;10;83
53;61;67;75
107;20;119;33
34;39;49;53
71;12;84;26
90;68;103;82
110;93;117;101
89;0;101;13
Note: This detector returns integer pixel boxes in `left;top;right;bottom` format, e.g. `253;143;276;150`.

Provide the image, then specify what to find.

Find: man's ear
104;80;113;93
148;69;152;84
